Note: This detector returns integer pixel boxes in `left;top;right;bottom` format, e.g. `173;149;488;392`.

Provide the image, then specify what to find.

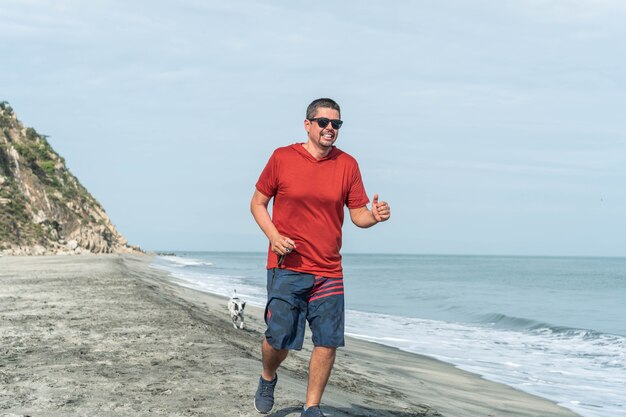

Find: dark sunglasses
308;117;343;129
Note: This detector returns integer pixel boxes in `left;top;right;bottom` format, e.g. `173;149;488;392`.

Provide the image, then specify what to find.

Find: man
250;98;391;417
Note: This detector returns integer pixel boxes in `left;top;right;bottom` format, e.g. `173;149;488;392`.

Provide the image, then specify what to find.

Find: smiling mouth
321;131;335;141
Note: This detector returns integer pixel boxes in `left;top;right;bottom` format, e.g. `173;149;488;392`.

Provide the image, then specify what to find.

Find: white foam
345;310;626;417
151;258;267;307
159;255;214;267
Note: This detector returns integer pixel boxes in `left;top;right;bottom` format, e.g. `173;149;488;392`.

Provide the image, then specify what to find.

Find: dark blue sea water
151;252;626;417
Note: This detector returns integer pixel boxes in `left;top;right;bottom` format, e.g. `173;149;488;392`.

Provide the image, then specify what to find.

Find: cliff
0;101;141;255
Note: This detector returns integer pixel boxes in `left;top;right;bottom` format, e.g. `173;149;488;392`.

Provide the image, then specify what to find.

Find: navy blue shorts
264;268;345;350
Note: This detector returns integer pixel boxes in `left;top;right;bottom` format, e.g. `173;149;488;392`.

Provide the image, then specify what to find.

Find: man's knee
263;337;289;358
264;336;284;349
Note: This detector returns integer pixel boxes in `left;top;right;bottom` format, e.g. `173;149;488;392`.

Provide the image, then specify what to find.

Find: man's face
304;107;340;149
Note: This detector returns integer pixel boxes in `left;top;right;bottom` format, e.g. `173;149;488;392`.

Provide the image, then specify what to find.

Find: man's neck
302;141;332;160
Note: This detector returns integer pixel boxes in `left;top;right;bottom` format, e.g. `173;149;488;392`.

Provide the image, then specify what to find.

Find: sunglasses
308;117;343;129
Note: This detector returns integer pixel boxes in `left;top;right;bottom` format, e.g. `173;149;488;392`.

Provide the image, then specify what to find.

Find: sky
1;0;625;256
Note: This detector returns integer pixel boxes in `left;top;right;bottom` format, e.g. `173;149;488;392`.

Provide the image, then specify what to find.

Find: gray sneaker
301;405;325;417
254;374;277;414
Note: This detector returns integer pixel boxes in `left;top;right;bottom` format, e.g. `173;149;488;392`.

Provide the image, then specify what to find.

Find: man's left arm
349;194;391;228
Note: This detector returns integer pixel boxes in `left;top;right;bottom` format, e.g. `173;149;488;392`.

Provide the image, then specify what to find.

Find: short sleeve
255;151;279;198
346;161;369;209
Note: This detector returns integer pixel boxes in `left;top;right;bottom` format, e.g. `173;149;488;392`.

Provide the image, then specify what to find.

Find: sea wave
481;312;590;334
346;309;626;417
150;256;267;307
478;312;626;344
159;255;214;267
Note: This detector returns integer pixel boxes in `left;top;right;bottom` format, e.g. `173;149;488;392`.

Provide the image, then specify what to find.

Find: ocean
150;252;625;417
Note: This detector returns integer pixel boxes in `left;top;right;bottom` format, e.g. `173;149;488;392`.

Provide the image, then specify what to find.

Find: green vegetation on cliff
0;100;139;254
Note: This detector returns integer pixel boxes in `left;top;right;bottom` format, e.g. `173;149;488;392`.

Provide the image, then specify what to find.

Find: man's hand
270;235;296;256
371;194;391;223
349;193;391;228
251;190;296;256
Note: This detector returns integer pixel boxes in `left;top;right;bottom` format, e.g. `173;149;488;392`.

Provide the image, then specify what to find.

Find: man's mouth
321;131;335;140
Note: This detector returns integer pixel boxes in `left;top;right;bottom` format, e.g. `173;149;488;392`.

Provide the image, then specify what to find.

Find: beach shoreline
0;255;580;417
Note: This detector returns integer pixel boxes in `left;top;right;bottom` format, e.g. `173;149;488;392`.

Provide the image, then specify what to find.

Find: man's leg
256;269;314;413
261;337;289;381
304;276;345;409
305;346;336;407
255;338;288;413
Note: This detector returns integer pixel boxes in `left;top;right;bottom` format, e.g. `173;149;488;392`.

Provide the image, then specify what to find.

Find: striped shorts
264;268;345;350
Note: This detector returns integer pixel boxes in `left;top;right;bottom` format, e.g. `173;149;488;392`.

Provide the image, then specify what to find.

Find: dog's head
234;300;246;312
229;297;246;313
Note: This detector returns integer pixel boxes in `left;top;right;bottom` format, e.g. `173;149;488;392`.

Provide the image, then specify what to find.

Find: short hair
306;98;341;120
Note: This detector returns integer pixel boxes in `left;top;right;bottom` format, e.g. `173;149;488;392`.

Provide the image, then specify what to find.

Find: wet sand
0;255;580;417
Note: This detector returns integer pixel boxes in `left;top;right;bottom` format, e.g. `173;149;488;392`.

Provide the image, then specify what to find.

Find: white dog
228;290;246;329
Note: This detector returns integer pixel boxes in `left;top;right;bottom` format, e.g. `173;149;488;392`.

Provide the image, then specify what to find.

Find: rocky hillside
0;101;141;255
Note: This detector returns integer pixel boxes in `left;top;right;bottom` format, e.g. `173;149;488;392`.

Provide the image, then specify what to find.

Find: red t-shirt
255;144;369;277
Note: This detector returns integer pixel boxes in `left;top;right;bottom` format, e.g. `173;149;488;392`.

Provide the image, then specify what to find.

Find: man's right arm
250;189;295;256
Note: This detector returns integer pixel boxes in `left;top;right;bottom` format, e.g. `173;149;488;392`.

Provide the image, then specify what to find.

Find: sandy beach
0;255;580;417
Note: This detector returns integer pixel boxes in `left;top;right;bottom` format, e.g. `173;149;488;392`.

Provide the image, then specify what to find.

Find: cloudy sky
2;0;625;256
